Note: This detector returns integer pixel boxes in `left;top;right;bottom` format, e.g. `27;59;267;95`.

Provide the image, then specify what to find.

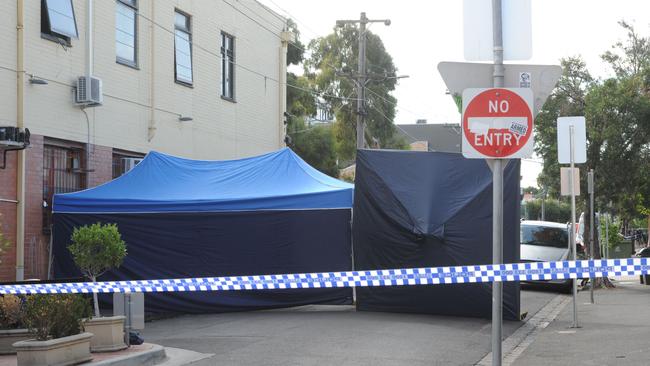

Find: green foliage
600;217;622;249
306;25;403;160
0;295;23;329
23;295;91;341
535;21;650;228
290;119;339;177
522;199;572;223
286;19;304;67
68;223;127;281
287;73;316;118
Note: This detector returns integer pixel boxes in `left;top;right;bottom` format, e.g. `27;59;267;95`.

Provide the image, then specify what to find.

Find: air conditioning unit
74;76;103;106
122;157;143;173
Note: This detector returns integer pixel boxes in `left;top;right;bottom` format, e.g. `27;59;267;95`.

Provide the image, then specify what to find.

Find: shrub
23;294;91;341
0;295;23;329
68;223;127;317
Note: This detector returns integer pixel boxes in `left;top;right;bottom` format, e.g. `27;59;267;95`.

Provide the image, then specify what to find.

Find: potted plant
13;294;93;366
68;222;128;352
0;295;31;354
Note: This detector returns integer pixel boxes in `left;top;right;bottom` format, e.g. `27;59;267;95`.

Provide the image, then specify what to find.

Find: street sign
462;88;534;159
561;167;580;196
557;117;587;164
438;62;562;116
463;0;532;61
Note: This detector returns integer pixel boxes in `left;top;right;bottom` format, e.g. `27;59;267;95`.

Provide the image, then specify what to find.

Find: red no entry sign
461;88;534;159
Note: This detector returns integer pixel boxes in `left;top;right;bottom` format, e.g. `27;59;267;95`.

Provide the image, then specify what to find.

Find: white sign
560;167;580;196
437;62;562;116
462;88;534;159
557;117;587;164
463;0;532;61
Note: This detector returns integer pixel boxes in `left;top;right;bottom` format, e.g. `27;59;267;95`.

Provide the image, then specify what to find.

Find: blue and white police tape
1;258;648;295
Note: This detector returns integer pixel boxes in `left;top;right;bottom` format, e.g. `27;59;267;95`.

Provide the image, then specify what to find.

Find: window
112;150;145;178
174;10;193;85
42;143;86;233
521;225;568;249
116;0;137;67
41;0;78;44
221;33;235;100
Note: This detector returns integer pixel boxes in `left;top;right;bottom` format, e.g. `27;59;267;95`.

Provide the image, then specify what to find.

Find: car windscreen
521;225;568;248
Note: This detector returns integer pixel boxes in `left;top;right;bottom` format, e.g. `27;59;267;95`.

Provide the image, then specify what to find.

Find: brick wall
0;151;18;281
0;134;117;281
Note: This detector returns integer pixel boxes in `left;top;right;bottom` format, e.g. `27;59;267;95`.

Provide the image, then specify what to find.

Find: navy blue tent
353;150;520;320
53;148;354;314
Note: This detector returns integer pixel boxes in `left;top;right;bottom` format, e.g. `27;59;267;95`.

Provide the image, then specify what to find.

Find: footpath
503;277;650;366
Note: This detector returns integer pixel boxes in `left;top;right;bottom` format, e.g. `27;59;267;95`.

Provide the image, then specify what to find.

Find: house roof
396;123;462;153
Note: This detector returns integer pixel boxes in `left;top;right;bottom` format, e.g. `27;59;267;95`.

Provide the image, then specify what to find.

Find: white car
520;220;574;291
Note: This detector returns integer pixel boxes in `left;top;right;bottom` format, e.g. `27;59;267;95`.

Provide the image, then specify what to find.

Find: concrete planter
13;332;93;366
0;328;31;354
82;315;127;352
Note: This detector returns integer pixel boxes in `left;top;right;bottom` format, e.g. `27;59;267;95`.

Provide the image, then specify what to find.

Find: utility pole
336;13;391;150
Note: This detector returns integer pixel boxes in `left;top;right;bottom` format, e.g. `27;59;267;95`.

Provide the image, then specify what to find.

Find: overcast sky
259;0;650;187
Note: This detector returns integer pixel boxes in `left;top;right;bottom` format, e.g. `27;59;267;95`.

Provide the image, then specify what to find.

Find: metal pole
356;12;367;150
491;1;504;365
588;169;594;303
605;213;609;259
569;125;579;328
541;191;546;221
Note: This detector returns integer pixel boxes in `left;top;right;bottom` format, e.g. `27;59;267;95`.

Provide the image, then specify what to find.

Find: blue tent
52;148;354;314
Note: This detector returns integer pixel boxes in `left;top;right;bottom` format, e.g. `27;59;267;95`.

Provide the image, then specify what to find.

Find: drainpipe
84;0;93;186
278;29;294;147
15;0;25;281
148;0;156;141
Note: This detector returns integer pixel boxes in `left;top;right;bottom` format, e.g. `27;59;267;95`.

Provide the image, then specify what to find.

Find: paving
142;289;557;366
0;343;165;366
512;278;650;366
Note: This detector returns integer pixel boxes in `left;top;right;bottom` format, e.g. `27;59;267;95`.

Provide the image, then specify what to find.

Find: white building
0;0;292;281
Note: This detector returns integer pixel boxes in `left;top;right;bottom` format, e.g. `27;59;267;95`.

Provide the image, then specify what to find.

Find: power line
367;103;435;152
264;0;321;39
134;9;358;102
227;0;284;33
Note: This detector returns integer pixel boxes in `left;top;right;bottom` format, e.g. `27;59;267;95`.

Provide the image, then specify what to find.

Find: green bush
600;217;622;249
522;199;572;223
68;223;127;317
0;295;23;329
23;294;91;341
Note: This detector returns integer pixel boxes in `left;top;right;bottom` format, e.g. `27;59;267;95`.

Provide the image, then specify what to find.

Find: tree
305;25;406;161
535;22;650;285
283;20;338;176
290;119;339;177
68;223;127;317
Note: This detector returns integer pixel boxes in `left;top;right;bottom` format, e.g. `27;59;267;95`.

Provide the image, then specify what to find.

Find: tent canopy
54;148;353;213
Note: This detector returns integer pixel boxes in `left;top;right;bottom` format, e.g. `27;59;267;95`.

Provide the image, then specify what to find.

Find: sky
258;0;650;187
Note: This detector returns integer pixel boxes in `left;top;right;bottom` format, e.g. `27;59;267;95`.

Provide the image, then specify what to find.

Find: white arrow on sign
437;62;562;116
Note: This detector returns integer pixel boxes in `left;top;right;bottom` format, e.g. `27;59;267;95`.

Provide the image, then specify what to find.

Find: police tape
1;258;648;295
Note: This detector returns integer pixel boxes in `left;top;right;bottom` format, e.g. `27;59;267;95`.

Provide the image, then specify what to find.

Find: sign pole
569;125;579;328
588;169;595;304
605;213;609;259
491;1;504;365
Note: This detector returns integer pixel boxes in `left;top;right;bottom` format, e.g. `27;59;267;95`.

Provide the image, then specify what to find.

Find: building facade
0;0;290;281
